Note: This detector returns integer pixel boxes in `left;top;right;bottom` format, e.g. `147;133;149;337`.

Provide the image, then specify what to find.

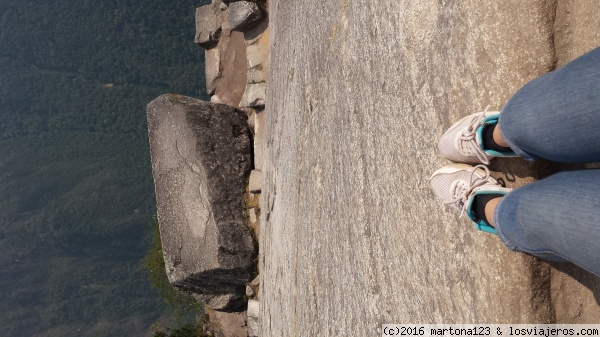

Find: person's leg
499;46;600;162
494;169;600;276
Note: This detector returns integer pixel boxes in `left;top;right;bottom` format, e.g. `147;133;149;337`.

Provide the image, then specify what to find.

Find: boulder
244;17;270;84
205;47;222;95
248;169;262;193
229;1;263;32
252;110;265;170
147;94;256;312
195;3;222;48
246;299;260;337
240;82;267;108
204;306;248;337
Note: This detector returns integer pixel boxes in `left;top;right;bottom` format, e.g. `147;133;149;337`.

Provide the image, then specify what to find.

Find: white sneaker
429;164;511;234
437;110;516;164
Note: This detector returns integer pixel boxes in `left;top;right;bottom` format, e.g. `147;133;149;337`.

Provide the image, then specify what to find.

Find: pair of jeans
495;46;600;276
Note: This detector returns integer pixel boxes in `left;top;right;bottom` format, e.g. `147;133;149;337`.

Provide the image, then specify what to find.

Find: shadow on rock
547;261;600;305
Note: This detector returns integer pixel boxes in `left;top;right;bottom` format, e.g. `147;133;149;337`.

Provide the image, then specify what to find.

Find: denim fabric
499;46;600;162
494;47;600;276
495;170;600;276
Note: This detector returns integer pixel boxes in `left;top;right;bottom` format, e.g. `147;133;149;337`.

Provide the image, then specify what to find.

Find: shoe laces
455;109;490;165
445;164;491;218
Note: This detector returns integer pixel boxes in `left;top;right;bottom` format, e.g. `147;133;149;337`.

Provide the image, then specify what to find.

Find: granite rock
205;47;222;95
260;0;600;335
252;110;265;170
229;1;263;32
240;82;266;108
147;94;256;312
246;299;260;337
195;3;222;48
248;169;262;193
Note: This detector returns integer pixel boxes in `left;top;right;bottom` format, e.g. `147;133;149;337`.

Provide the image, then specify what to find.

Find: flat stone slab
195;3;222;48
147;94;255;312
260;0;600;335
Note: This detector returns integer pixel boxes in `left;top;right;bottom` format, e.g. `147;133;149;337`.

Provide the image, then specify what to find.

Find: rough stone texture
252;110;265;170
248;207;258;223
229;1;263;32
205;47;222;95
246;283;255;298
240;82;266;108
147;94;256;312
204;306;248;337
195;3;222;48
248;169;261;193
246;299;260;337
212;28;247;107
245;19;270;84
248;209;260;241
554;0;600;68
199;1;248;106
261;0;600;335
248;274;260;299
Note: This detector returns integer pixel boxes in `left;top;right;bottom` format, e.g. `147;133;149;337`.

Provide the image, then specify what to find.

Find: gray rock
147;94;256;312
248;169;262;193
205;47;221;95
248;207;258;224
240;82;266;108
195;4;222;48
204;307;248;337
246;299;260;337
249;274;260;298
229;1;263;32
245;283;255;298
260;0;600;335
194;293;243;312
244;20;269;85
252;111;265;170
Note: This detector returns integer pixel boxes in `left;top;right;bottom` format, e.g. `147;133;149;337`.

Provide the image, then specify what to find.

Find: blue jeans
495;46;600;276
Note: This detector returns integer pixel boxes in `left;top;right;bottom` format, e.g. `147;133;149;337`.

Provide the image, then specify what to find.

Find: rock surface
248;169;261;193
147;94;256;312
252;111;265;170
240;82;266;108
260;0;600;335
204;306;248;337
200;0;248;106
244;19;270;85
246;299;260;337
229;1;263;32
205;47;222;95
195;3;222;48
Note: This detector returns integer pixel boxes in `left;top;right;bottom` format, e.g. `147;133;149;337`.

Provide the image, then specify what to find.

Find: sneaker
429;164;511;234
437;110;516;164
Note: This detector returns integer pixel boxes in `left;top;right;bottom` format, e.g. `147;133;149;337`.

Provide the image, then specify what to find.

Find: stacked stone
196;1;267;335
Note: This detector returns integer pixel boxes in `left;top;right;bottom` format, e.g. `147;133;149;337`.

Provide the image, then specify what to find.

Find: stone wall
195;0;269;335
